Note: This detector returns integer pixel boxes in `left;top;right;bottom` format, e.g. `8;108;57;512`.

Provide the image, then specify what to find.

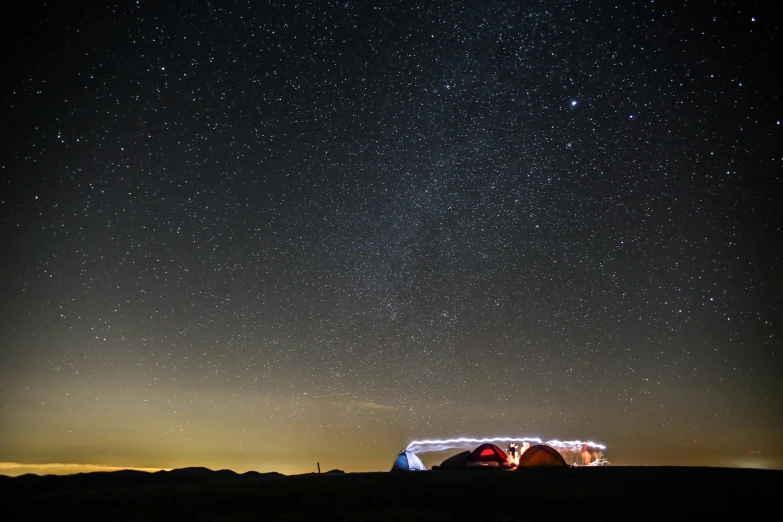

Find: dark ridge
158;467;239;481
242;471;284;478
0;467;779;521
0;466;287;492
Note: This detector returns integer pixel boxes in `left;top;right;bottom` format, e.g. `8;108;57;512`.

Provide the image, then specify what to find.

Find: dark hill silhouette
0;466;285;492
156;467;239;481
243;470;283;478
0;467;780;521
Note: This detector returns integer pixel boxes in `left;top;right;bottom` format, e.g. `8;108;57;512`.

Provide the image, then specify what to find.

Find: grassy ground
2;466;780;521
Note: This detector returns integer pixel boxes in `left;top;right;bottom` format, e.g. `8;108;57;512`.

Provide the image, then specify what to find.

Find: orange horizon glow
1;452;781;478
0;462;171;477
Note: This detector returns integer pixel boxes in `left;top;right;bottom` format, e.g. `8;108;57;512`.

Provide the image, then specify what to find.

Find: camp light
406;437;606;454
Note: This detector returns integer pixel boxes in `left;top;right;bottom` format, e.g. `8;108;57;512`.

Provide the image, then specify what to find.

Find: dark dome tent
436;451;471;470
391;450;427;471
465;443;512;469
516;444;568;468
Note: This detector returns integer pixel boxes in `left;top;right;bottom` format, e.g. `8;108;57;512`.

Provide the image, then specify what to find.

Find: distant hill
243;470;284;478
0;467;286;491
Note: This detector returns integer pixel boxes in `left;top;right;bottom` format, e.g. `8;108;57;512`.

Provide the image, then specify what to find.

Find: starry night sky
1;1;780;475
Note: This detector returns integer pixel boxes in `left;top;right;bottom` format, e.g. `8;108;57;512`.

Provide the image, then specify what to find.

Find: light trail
406;436;606;454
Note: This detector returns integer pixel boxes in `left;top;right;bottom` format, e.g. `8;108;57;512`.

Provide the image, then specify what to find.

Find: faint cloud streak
354;401;396;411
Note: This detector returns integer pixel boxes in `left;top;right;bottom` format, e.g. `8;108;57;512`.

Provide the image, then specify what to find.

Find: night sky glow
1;1;781;476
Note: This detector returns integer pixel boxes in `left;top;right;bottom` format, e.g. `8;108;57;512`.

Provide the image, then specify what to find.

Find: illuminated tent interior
465;443;513;469
391;450;427;471
516;444;568;468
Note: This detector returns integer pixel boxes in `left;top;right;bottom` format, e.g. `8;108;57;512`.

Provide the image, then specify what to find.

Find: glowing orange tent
515;444;568;468
465;443;513;468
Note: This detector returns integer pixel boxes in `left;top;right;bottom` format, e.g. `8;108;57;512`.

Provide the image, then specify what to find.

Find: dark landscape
1;466;780;521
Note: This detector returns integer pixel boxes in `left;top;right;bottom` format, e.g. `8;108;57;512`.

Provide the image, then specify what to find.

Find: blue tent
391;449;427;471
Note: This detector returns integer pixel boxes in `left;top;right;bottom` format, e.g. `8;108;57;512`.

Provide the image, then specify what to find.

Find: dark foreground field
1;466;780;521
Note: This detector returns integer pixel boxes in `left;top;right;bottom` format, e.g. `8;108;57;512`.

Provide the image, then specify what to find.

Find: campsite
1;465;779;520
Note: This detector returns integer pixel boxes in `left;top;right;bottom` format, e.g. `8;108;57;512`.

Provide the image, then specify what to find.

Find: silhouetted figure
507;443;518;465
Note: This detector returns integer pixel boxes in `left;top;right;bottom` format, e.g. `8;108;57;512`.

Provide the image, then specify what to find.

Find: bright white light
571;100;578;107
406;436;606;454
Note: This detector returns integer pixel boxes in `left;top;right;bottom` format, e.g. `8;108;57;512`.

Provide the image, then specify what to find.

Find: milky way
0;1;780;474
